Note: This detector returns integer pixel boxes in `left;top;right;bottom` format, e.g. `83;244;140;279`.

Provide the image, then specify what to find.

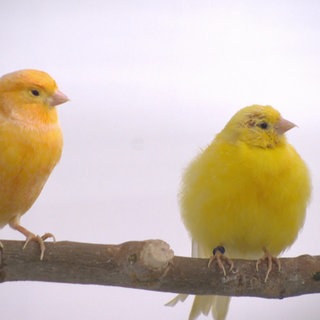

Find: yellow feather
169;105;311;319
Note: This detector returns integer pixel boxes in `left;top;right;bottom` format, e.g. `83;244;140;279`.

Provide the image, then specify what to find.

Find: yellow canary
168;105;311;319
0;69;68;259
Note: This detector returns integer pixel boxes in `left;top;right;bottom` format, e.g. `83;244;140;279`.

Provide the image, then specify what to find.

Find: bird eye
258;122;268;130
31;89;40;97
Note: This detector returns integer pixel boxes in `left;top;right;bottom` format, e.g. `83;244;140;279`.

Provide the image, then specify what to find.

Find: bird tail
165;240;231;320
166;294;230;320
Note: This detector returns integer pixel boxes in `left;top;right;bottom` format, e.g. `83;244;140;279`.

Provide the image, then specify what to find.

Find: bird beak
48;90;69;107
275;117;296;135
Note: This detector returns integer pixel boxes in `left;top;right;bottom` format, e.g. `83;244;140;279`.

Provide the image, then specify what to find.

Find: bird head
220;105;296;149
0;69;69;126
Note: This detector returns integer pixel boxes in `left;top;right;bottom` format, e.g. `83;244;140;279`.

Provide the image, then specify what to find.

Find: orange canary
167;105;311;319
0;69;68;259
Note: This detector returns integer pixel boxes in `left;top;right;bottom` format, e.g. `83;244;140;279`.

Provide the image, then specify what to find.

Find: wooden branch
0;239;320;299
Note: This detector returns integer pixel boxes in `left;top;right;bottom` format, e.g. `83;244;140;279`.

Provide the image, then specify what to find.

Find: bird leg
208;246;234;276
256;248;281;282
9;221;55;260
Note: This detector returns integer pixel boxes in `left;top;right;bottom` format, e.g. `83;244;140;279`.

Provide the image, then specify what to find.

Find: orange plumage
0;69;68;259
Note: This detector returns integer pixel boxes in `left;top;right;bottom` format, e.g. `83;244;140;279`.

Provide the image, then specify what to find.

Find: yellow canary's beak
48;90;69;107
275;117;296;135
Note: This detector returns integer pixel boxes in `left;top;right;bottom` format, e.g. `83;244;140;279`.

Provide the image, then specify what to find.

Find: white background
0;1;319;319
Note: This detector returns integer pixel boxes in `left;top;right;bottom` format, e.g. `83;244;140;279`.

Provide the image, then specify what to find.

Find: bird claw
40;232;56;242
9;221;55;260
256;249;281;282
23;232;55;260
208;246;233;276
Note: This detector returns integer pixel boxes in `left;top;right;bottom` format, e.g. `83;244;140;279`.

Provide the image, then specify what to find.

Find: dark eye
258;122;268;130
31;89;40;96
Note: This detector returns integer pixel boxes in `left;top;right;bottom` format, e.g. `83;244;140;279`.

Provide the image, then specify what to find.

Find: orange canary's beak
275;117;296;135
48;90;69;107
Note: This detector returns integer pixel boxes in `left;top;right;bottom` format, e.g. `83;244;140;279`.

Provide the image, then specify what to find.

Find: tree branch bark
0;239;320;299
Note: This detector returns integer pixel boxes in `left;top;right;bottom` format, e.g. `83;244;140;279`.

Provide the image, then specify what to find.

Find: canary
167;105;311;319
0;69;68;259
